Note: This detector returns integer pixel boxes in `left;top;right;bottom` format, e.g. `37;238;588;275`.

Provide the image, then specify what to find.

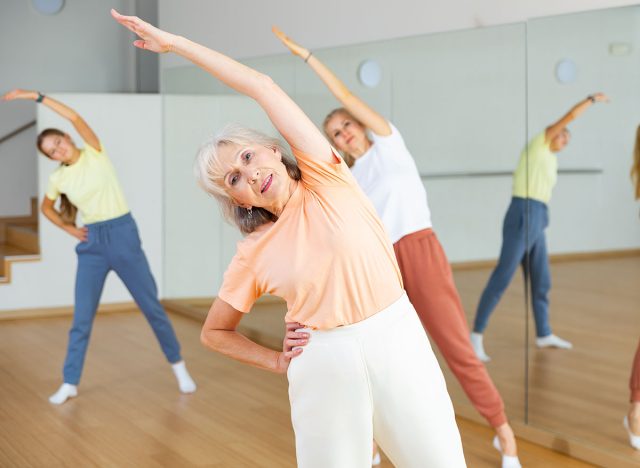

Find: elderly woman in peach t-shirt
112;10;465;468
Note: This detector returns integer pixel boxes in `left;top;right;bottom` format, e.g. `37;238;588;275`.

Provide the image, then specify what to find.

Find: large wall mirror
525;5;640;465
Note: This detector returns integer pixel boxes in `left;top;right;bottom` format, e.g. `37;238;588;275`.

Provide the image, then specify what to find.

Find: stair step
0;244;32;257
0;242;41;285
6;225;39;253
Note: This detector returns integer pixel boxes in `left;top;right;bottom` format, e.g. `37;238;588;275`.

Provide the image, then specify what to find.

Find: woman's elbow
254;73;281;98
200;327;223;351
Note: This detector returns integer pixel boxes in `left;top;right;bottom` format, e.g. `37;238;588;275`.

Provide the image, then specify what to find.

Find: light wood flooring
0;310;592;467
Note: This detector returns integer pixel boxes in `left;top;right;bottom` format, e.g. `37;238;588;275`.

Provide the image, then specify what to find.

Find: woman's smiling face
217;141;292;212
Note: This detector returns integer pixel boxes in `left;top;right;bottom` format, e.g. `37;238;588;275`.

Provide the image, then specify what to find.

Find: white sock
470;332;491;362
624;416;640;450
536;334;572;349
172;360;196;393
371;451;381;466
493;436;522;468
49;383;78;405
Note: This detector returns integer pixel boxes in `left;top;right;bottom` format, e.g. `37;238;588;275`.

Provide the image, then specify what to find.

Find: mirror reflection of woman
274;28;521;467
624;125;640;450
111;10;466;468
470;94;608;362
1;89;196;405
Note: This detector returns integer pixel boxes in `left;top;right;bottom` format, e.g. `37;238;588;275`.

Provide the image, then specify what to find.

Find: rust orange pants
394;228;507;427
631;339;640;402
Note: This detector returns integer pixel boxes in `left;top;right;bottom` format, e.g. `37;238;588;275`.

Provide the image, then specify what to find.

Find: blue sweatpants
63;212;182;385
473;197;552;338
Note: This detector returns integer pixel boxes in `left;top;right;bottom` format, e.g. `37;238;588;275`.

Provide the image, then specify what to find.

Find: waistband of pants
394;227;434;246
511;196;547;209
85;212;133;230
299;293;412;342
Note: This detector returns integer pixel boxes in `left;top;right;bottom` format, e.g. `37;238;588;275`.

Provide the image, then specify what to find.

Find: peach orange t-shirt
218;147;404;330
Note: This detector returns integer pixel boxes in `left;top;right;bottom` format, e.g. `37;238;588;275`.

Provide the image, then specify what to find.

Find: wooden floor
523;257;640;461
454;256;640;466
0;311;591;467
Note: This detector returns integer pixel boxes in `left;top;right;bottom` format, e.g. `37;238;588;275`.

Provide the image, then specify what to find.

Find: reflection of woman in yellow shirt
1;89;196;405
624;126;640;450
471;94;608;362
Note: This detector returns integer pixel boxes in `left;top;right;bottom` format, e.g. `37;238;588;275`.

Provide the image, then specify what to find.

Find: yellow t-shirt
218;147;404;330
45;143;129;224
512;132;558;204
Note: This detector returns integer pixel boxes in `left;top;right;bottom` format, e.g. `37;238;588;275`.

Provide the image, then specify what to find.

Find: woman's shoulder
236;222;274;250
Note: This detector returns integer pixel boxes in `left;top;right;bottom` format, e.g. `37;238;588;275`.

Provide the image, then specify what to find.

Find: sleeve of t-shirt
84;142;105;157
527;132;549;157
217;252;262;313
368;122;414;168
292;145;358;187
45;172;61;201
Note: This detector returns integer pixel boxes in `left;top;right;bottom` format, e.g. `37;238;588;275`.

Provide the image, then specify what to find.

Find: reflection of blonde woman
111;10;465;467
624;125;640;449
274;28;521;467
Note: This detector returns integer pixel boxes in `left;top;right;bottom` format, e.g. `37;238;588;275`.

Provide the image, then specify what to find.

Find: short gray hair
194;124;301;234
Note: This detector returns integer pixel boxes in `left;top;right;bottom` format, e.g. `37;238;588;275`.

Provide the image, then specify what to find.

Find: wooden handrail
0;121;36;146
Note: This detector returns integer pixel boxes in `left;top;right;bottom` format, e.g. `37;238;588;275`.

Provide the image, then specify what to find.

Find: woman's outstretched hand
275;321;309;374
111;9;176;53
2;89;37;101
590;92;610;103
272;26;309;59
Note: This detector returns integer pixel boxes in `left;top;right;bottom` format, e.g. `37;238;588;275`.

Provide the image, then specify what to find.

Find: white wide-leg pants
287;293;466;468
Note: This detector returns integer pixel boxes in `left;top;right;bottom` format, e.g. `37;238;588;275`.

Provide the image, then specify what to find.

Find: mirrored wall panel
525;5;640;464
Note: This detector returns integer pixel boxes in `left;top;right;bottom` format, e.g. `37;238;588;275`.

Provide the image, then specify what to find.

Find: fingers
111;8;144;35
282;347;303;359
284;337;308;348
285;321;304;332
133;40;147;50
272;26;286;41
2;90;17;100
285;330;309;339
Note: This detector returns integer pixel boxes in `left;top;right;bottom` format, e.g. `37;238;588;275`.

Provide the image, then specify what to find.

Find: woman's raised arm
111;9;332;162
545;93;609;143
273;27;391;137
2;89;100;149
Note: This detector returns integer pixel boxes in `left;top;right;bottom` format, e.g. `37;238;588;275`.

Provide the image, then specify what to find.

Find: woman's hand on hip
2;89;38;101
275;321;309;374
64;225;88;242
111;9;177;53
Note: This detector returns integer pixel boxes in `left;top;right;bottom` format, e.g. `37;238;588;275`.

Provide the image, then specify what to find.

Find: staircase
0;197;40;284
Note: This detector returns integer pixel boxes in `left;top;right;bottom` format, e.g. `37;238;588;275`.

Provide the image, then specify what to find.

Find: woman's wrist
303;50;312;63
168;34;186;54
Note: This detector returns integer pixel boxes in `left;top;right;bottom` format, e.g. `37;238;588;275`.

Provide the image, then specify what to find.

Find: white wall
0;0;137;217
0;94;164;312
163;95;272;298
0;126;38;216
158;0;637;68
527;7;640;254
